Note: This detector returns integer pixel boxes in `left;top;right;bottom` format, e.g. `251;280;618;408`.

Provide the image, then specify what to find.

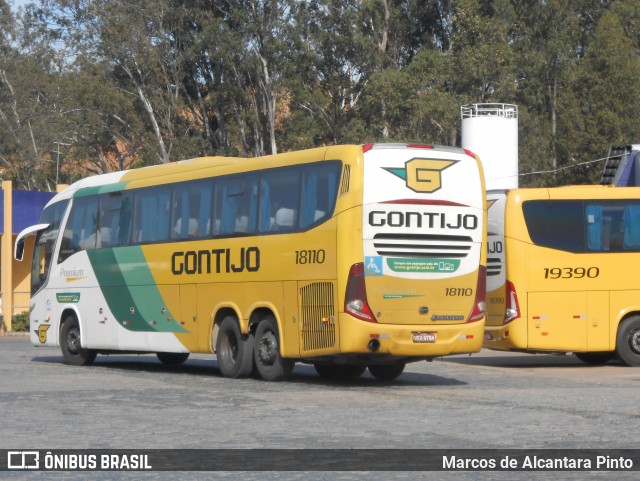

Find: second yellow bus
484;186;640;366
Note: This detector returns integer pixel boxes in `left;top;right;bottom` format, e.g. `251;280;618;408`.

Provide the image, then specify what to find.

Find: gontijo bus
16;144;487;381
484;186;640;366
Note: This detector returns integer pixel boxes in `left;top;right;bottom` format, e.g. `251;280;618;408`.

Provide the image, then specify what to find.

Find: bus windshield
31;200;69;295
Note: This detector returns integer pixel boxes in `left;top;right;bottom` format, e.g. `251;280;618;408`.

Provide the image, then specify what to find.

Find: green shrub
12;312;30;332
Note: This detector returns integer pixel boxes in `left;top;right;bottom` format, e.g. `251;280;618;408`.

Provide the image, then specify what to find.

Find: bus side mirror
14;223;50;261
15;238;25;262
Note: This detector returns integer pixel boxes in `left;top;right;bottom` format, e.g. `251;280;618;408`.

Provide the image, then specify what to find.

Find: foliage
1;0;638;189
10;311;30;332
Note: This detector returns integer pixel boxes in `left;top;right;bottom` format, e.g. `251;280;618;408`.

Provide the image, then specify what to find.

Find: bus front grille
300;282;336;352
372;233;473;259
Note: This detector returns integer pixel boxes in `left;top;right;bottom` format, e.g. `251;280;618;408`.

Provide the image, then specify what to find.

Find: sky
9;0;32;13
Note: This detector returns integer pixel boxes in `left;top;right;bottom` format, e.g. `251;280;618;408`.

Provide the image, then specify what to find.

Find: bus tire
253;315;294;381
314;364;366;379
216;316;254;378
156;352;190;365
574;352;614;365
616;316;640;366
368;361;406;381
60;315;97;366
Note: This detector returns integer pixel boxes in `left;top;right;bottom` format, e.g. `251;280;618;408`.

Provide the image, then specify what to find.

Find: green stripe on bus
87;248;187;333
75;182;128;197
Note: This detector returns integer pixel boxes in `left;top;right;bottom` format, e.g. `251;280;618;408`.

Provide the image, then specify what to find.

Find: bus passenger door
527;291;588;351
87;290;119;349
177;284;199;352
587;291;610;351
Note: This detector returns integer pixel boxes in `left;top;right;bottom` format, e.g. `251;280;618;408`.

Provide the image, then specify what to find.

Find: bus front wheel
368;361;405;381
253;316;294;381
60;316;97;366
616;316;640;366
216;316;254;378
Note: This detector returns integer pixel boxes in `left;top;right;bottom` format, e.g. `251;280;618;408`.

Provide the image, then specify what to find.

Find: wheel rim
257;330;277;366
629;327;640;355
66;327;81;355
220;331;239;364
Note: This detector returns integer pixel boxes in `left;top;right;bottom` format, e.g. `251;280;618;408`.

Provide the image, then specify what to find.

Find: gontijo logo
36;324;50;344
384;158;457;193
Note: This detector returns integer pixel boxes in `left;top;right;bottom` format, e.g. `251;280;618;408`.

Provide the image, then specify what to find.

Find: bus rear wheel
60;315;96;366
616;316;640;366
314;364;366;379
368;361;405;381
253;316;294;381
574;352;614;365
156;352;190;365
216;316;254;378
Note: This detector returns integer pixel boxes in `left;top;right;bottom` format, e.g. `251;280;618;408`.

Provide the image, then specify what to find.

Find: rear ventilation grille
487;258;502;277
300;282;336;352
373;233;473;258
339;165;351;196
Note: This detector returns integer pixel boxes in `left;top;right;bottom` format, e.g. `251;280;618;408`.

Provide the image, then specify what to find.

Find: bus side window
97;194;123;248
300;163;339;229
261;168;300;232
172;182;212;240
623;203;640;249
586;204;604;251
117;195;132;246
215;176;258;236
586;202;638;252
523;200;584;253
134;187;171;244
59;196;99;261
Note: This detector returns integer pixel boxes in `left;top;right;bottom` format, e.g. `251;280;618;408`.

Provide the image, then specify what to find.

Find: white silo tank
461;103;518;190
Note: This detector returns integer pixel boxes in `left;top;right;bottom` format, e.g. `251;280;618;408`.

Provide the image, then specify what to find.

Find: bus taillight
345;263;377;323
504;280;521;324
467;265;487;323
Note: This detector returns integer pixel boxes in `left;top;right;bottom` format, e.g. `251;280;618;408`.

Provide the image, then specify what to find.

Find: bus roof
44;143;474;210
507;184;640;203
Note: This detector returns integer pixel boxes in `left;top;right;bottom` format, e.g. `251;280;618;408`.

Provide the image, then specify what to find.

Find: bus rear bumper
338;314;485;358
482;323;521;351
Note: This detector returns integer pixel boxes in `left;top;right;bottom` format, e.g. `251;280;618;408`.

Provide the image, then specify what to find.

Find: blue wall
0;190;56;234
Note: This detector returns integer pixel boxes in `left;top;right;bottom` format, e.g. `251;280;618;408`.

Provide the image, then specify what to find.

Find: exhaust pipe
368;339;380;352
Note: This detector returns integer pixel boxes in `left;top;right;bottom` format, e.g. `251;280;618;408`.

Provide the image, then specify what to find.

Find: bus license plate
412;332;436;343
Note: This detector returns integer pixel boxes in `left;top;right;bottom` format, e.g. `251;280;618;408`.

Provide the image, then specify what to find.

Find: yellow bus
16;144;487;381
484;186;640;366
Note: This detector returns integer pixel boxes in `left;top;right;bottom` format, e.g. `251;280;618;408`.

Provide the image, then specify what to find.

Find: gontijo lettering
369;210;478;230
171;247;260;275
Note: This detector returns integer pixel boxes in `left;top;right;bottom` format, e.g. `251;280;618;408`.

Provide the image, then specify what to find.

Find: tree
0;1;77;190
559;7;640;184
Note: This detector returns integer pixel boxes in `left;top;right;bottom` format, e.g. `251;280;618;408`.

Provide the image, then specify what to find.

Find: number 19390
544;267;599;279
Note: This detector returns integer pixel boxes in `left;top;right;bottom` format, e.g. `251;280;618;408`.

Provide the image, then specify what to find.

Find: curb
0;331;30;337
